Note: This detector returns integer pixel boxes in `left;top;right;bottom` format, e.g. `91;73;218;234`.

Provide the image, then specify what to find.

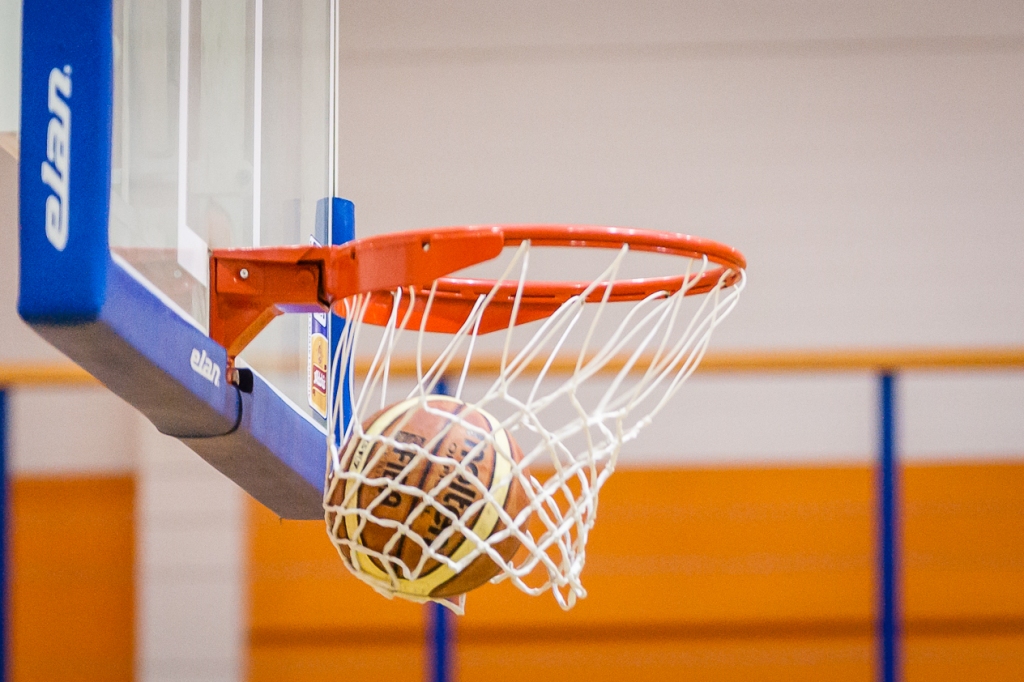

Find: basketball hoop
209;224;746;613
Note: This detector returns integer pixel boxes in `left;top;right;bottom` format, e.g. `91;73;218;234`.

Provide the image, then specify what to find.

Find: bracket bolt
239;268;249;280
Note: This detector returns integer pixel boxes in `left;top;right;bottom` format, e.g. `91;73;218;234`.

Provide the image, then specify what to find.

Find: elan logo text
41;65;72;251
190;349;221;387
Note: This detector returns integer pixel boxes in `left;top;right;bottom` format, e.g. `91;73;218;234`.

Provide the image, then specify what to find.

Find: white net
323;239;745;614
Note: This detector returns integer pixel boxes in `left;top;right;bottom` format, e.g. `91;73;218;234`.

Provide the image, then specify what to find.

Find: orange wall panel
248;501;424;680
11;476;135;682
464;465;874;628
459;636;873;682
458;634;1024;682
250;643;423;682
906;634;1024;682
903;462;1024;621
248;501;425;631
248;461;1024;681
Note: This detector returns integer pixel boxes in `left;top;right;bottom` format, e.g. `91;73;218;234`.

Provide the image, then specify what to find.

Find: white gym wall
0;0;20;133
333;0;1024;464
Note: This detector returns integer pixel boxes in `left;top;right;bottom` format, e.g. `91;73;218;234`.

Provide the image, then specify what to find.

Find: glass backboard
108;0;335;415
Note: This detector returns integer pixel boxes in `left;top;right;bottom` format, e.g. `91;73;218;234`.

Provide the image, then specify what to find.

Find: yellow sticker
308;326;328;418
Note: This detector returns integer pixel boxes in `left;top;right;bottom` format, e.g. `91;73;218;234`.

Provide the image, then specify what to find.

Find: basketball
325;396;529;599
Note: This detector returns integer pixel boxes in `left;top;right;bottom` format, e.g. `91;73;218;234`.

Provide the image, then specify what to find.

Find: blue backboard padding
314;197;355;246
101;262;240;436
238;374;327;497
18;0;112;322
28;259;326;518
182;367;326;518
332;200;356;438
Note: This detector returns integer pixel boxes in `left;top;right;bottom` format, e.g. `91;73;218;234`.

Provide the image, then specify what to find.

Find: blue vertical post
877;373;901;682
329;199;355;443
428;601;452;682
315;198;355;444
427;377;453;682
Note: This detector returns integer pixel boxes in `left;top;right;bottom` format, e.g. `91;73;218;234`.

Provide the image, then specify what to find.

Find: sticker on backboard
307;237;329;418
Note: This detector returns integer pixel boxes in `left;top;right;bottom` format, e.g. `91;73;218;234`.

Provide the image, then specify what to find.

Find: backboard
18;0;340;518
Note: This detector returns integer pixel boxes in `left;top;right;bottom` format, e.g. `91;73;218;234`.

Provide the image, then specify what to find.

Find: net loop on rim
322;225;746;614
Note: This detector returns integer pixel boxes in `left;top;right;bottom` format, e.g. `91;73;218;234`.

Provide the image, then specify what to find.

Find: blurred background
1;0;1024;680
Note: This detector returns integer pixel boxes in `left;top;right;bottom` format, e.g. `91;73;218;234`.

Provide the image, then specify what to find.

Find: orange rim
209;224;745;359
345;225;746;334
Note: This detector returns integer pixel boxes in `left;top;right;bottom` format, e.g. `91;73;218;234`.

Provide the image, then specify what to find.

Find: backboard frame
18;0;328;518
